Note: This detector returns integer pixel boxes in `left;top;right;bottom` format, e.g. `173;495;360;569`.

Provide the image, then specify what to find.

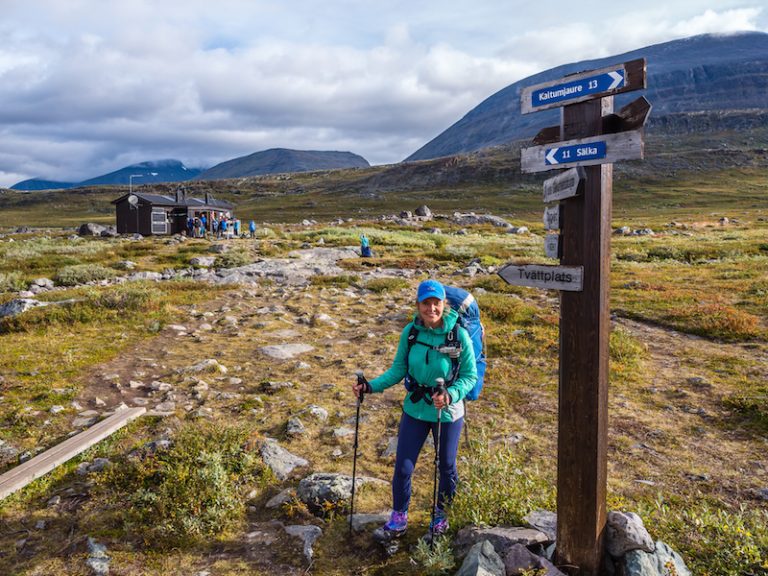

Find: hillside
407;32;768;161
197;148;370;180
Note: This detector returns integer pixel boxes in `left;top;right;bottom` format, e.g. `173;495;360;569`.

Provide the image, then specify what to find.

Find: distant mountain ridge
196;148;370;180
406;31;768;161
11;159;202;191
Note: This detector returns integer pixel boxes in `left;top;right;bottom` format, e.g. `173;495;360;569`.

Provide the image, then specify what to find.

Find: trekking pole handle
355;371;367;404
434;377;446;396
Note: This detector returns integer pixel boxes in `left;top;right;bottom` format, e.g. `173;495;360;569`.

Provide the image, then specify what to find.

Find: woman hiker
352;279;477;541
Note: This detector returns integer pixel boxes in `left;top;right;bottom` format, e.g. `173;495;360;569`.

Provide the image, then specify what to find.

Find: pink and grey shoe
372;510;408;542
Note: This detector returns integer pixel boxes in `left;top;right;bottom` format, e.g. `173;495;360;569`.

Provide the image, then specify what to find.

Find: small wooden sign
521;58;646;114
544;204;561;230
498;263;583;291
545;233;561;259
543;167;585;203
521;130;644;174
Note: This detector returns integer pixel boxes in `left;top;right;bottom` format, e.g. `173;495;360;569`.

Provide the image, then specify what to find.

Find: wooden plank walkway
0;407;146;500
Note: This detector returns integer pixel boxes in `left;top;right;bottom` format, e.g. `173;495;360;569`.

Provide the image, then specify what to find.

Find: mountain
77;159;203;187
406;32;768;161
197;148;370;180
10;179;76;191
10;159;203;191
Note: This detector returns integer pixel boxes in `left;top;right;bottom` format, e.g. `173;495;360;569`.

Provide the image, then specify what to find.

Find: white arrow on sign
545;148;559;165
608;70;623;90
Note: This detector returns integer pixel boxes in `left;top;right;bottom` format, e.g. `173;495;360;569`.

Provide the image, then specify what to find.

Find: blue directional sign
545;141;607;166
531;69;625;108
531;70;624;108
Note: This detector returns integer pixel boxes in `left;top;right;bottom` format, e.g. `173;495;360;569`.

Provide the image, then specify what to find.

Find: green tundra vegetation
0;154;766;575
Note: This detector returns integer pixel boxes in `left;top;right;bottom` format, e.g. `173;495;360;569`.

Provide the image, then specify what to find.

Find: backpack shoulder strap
445;324;461;387
403;324;419;390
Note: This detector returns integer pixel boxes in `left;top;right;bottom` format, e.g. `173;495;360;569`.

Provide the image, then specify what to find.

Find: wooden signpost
499;59;648;575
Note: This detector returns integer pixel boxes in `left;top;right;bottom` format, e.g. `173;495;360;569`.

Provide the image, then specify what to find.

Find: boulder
86;537;110;576
284;524;322;563
78;223;106;236
127;271;163;281
190;256;217;268
0;298;48;319
286;417;306;436
606;511;655;558
348;512;390;532
503;543;566;576
297;472;386;514
455;540;505;576
0;440;20;466
653;541;691;576
259;343;315;360
265;488;295;509
415;205;433;218
100;228;119;238
260;439;308;481
523;510;557;542
453;526;549;558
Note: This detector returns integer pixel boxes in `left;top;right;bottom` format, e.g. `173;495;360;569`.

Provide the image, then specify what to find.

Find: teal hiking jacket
369;308;477;423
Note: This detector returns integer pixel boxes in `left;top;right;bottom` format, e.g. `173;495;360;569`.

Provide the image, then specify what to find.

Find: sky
0;1;766;187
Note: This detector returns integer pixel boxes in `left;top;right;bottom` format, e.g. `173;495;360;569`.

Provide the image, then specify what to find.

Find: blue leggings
392;412;464;513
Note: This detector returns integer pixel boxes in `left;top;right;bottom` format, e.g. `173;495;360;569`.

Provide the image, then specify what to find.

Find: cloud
0;2;765;187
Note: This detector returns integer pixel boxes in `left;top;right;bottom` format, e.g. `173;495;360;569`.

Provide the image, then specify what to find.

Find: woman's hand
432;391;451;410
352;380;366;399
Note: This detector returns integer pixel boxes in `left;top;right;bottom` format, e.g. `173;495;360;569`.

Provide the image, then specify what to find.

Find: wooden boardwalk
0;407;146;500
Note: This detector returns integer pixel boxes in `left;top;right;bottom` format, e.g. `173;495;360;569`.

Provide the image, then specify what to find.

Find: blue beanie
417;279;446;302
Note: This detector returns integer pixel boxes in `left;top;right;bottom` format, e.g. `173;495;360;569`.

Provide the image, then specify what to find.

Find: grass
0;178;766;574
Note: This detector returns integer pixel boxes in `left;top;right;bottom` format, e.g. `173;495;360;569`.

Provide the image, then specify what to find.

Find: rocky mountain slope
197;148;370;180
406;32;768;161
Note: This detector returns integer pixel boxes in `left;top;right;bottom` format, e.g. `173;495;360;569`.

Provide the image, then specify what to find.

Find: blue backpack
404;285;487;401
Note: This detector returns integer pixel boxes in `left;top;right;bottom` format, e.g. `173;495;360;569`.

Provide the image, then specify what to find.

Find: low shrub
214;249;252;269
310;274;360;288
55;264;117;286
0;271;26;292
410;536;455;575
449;433;555;528
98;421;264;547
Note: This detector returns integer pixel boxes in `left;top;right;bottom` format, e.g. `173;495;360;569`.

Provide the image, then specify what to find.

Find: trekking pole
430;377;446;548
350;371;366;535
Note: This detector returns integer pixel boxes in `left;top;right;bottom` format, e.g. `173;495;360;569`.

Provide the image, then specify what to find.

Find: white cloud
0;2;765;187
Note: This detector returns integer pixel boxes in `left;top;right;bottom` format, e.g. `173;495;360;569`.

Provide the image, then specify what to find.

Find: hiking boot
372;510;407;542
422;509;449;543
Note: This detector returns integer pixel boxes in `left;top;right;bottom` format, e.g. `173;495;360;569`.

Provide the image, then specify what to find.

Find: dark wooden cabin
112;190;234;236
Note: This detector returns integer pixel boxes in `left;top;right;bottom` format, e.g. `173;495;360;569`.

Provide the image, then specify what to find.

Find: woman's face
418;297;445;329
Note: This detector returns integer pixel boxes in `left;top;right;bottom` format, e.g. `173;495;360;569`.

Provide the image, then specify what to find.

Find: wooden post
555;96;613;574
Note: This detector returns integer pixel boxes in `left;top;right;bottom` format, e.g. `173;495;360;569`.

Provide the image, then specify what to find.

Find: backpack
404;285;486;401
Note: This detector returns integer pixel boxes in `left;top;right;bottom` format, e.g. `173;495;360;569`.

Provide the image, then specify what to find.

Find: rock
190;256;217;267
31;277;54;289
523;510;557;542
186;359;228;374
0;441;20;465
333;427;355;438
284;524;322;563
86;537;110;576
614;226;632;235
115;260;136;270
50;405;65;414
414;205;432;218
297;472;386;514
503;543;565;576
381;436;398;458
399;210;413;219
287;417;306;436
209;243;229;254
452;213;511;228
72;415;98;428
127;271;163;281
78;223;106;237
311;312;337;327
507;226;529;234
266;488;295;509
348;512;390;532
88;458;111;473
606;511;655;557
0;298;48;318
303;404;329;422
634;228;654;236
100;228;119;238
654;540;691;576
455;540;505;576
453;526;549;558
259;343;315;360
153;401;176;413
260;439;309;481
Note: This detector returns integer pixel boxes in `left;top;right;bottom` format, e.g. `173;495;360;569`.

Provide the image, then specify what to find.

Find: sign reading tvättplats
521;58;646;114
498;263;583;291
543;167;585;203
521;130;644;174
